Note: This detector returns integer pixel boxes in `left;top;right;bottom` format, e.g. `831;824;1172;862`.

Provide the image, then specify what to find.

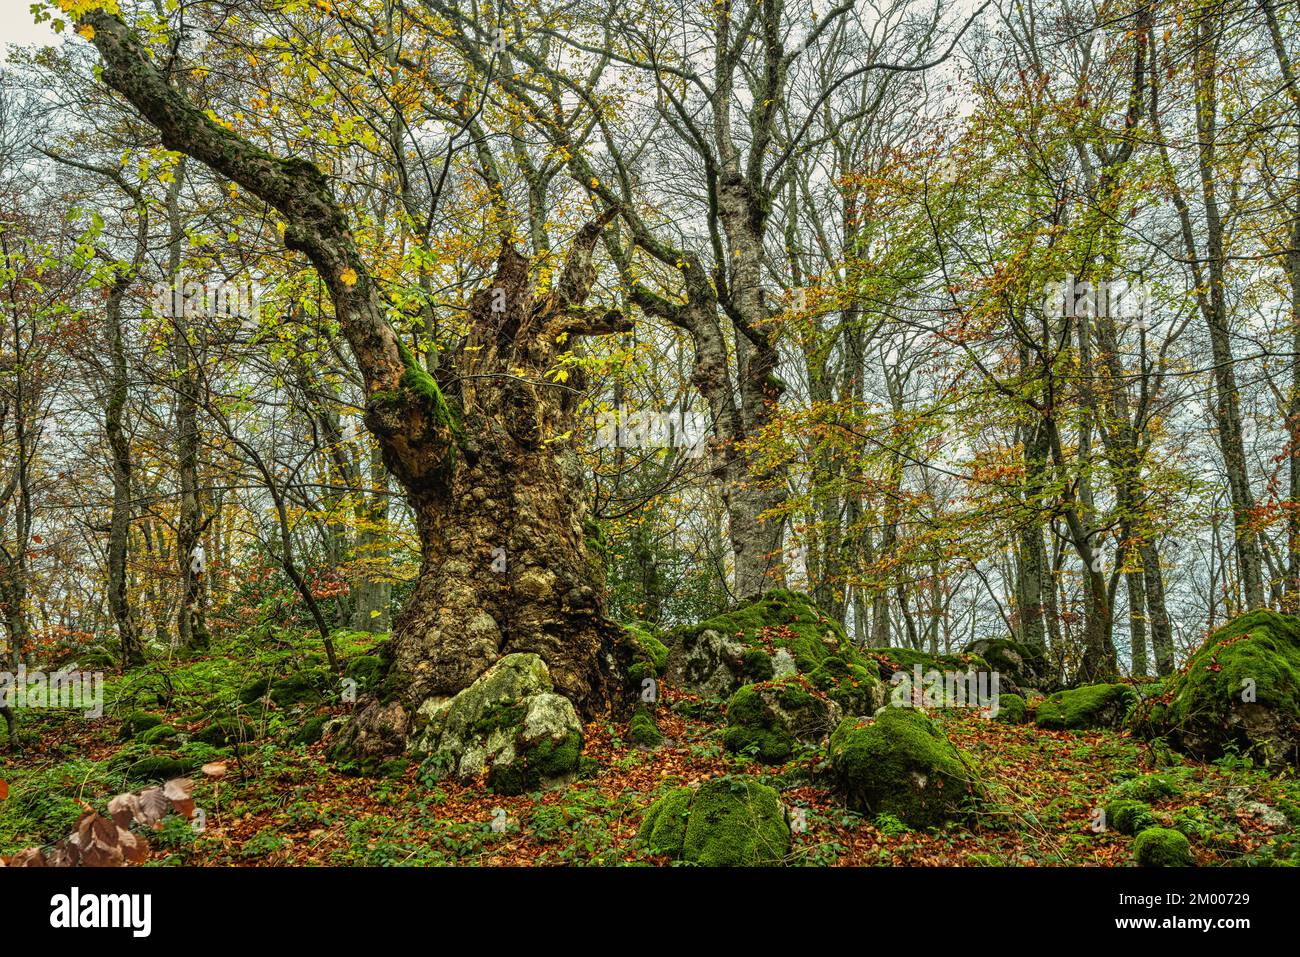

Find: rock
136;724;181;746
993;693;1027;724
962;637;1054;694
638;776;791;866
1034;683;1136;730
345;655;384;694
827;707;979;828
118;711;162;740
663;590;883;714
1105;799;1158;836
1240;801;1288;829
1135;610;1300;764
628;705;663;748
1134;827;1192;867
626;622;670;690
723;678;842;763
192;715;256;746
412;653;583;796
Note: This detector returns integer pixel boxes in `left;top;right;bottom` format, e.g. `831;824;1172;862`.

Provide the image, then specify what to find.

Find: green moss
1134;827;1192;867
122;756;191;783
993;693;1027;724
193;715;255;746
668;589;849;673
136;724;181;746
964;637;1052;690
868;646;991;681
681;777;790;867
626;623;670;674
1106;799;1158;836
487;729;583;796
639;786;694;857
724;684;797;763
294;714;331;745
827;708;977;828
1034;683;1137;730
470;702;527;738
237;678;271;705
396;338;463;444
628;706;663;748
1156;609;1300;761
119;711;162;740
1112;773;1183;803
345;655;384;693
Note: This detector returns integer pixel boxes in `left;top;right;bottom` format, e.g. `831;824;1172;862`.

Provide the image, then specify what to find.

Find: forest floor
2;628;1298;866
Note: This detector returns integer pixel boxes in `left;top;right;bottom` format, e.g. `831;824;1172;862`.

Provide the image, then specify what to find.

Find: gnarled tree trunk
83;10;630;764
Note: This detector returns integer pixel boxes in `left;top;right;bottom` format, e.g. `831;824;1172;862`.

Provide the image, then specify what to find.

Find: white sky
0;0;62;63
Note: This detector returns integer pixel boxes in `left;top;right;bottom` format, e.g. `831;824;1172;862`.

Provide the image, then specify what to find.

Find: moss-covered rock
413;653;583;795
993;693;1027;724
664;590;883;713
193;715;256;746
345;655;384;694
294;713;331;745
866;646;992;684
723;678;842;763
828;708;978;828
1134;827;1192;867
119;711;162;740
136;723;181;746
962;637;1055;694
626;623;670;674
638;777;790;866
628;706;664;748
1112;773;1183;803
1136;610;1300;764
1105;799;1158;836
1034;683;1136;730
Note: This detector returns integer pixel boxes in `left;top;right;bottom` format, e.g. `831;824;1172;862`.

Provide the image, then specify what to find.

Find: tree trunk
84;11;631;765
105;260;143;667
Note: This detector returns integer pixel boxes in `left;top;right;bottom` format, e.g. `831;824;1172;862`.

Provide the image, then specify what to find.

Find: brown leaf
135;787;170;829
107;792;139;830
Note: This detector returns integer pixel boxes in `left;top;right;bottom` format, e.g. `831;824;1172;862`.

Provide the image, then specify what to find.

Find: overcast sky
0;0;61;62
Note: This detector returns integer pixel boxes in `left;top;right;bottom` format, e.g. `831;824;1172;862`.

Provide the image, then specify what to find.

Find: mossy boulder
136;723;181;746
638;776;790;866
413;653;583;795
664;590;883;713
294;713;331;745
238;667;333;708
628;706;664;748
723;678;842;763
119;711;163;740
345;655;384;694
1134;827;1192;867
962;637;1054;694
1138;610;1300;764
1034;683;1136;730
993;693;1027;724
866;646;992;684
1105;799;1158;836
827;708;978;828
192;715;256;746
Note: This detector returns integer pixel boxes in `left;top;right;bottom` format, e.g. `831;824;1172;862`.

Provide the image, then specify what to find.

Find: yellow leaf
340;267;358;287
